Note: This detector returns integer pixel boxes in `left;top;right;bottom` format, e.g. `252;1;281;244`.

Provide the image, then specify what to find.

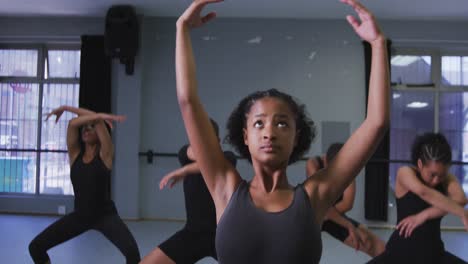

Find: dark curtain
363;40;392;221
79;35;111;113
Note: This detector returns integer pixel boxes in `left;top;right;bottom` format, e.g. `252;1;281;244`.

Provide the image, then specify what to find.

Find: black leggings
29;212;141;264
322;215;360;242
159;228;217;264
368;250;467;264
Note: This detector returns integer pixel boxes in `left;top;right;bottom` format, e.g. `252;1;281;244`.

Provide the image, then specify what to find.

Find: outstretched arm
159;162;200;189
397;166;468;230
305;0;390;220
397;172;468;236
176;0;241;218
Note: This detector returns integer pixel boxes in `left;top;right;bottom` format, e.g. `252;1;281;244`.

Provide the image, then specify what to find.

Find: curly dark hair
225;89;316;164
410;132;452;166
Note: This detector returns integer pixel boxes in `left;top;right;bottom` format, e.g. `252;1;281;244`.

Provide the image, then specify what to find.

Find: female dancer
141;119;236;264
175;0;389;262
369;133;468;264
29;105;141;264
307;143;386;257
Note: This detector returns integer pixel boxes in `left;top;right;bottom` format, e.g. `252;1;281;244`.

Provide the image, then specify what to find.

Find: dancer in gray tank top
174;0;389;263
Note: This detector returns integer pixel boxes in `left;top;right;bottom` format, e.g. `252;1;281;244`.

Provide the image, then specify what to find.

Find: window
390;50;468;195
0;45;80;195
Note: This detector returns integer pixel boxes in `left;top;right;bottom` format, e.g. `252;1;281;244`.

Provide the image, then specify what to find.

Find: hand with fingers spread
356;226;371;248
346;224;362;251
397;213;426;238
45;106;66;123
159;169;186;190
341;0;385;46
177;0;222;29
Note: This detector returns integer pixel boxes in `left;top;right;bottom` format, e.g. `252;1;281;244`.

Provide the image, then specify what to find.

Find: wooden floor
1;214;466;264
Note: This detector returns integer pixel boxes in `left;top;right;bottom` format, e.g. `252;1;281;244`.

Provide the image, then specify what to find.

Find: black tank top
70;151;116;218
385;169;447;263
179;145;237;231
216;180;322;264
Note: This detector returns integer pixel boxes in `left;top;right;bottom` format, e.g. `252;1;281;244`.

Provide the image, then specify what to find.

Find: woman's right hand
45;106;66;123
177;0;222;29
159;170;185;190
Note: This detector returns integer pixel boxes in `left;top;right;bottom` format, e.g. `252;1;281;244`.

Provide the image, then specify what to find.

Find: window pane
41;84;80;150
391;55;431;85
390;90;434;162
439;92;468;193
464;57;468;86
40;84;78;195
48;50;81;78
0;49;38;77
0;83;39;150
0;151;36;193
40;152;73;195
442;56;468;86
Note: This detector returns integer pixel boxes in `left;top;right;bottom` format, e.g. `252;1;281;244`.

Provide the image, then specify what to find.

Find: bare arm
325;207;362;250
417;174;467;219
397;173;468;237
306;157;322;178
306;156;356;213
175;0;241;218
305;0;390;221
67;113;125;167
334;181;356;214
159;162;200;189
397;167;466;218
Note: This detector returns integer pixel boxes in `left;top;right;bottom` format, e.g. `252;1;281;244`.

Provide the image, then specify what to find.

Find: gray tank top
216;180;322;264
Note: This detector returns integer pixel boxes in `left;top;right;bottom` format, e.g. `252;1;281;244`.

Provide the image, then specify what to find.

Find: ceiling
1;0;467;21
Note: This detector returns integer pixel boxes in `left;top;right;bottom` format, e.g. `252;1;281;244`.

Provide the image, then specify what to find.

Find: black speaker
105;5;139;75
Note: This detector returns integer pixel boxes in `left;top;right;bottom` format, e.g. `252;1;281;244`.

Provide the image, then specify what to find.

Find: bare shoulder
396;166;416;180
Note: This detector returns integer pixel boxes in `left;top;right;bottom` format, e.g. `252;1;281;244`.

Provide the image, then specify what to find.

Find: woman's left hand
397;213;425;238
341;0;385;45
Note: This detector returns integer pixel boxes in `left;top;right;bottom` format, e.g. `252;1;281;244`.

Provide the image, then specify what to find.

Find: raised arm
69;113;125;167
306;157;323;178
397;166;468;230
305;0;390;218
175;0;241;214
45;106;125;167
334;181;356;213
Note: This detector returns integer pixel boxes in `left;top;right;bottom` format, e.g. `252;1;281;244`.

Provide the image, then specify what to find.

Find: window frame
390;46;468;195
0;43;80;197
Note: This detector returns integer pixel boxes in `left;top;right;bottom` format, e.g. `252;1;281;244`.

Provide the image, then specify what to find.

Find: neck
251;162;289;193
84;143;98;157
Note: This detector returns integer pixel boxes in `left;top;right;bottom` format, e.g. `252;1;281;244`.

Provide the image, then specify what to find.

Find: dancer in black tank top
307;143;385;257
368;133;468;264
29;106;141;264
141;119;237;264
172;0;390;263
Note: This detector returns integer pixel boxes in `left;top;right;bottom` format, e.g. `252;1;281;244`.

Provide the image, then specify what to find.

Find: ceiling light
407;102;428;108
